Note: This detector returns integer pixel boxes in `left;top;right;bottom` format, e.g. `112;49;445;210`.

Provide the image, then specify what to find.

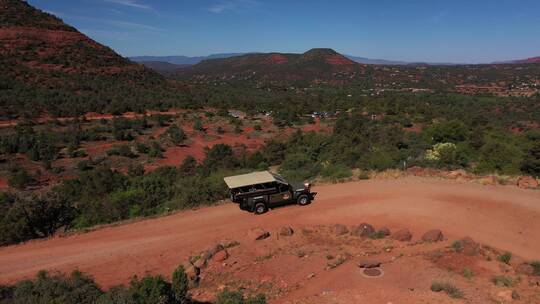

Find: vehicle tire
254;202;268;215
297;194;310;206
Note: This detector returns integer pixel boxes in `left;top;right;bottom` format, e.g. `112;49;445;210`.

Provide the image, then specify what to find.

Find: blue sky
28;0;540;63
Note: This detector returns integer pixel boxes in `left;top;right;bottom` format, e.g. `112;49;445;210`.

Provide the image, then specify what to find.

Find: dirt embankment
0;177;538;300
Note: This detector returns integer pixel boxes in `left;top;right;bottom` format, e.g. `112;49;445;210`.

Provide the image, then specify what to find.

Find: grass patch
491;275;518;287
430;282;464;299
530;261;540;276
451;240;463;252
497;251;512;264
462;268;474;280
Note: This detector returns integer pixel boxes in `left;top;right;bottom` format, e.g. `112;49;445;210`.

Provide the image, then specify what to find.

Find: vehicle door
268;183;292;206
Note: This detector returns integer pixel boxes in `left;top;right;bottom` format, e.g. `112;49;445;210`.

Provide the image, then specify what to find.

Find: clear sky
28;0;540;63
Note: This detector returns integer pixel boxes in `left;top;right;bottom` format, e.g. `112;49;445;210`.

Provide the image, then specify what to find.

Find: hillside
0;0;184;118
175;48;367;85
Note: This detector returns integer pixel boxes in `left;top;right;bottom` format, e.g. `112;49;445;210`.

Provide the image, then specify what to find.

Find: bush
1;270;103;304
498;252;512;264
321;163;352;181
128;275;174;304
491;275;518;287
216;289;266;304
165;124;187;145
531;261;540;276
430;282;464;299
279;152;320;181
171;265;189;304
7;168;34;189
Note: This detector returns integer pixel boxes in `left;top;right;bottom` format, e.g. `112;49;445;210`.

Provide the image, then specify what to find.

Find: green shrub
498;252;512;264
430;281;464;299
7;168;34;189
321;163;352;181
215;289;266;304
531;261;540;276
451;240;463;252
171;265;189;304
165;124;187;145
128;275;174;304
491;275;518;287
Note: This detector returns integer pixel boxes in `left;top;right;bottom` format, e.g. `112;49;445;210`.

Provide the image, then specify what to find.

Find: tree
171;265;189;304
128;275;174;304
521;141;540;177
166;124;186;145
202;144;238;172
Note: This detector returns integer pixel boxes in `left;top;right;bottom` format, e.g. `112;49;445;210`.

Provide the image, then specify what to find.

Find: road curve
0;176;539;287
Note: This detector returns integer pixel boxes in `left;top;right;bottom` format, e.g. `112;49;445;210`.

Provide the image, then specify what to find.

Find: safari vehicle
223;171;317;214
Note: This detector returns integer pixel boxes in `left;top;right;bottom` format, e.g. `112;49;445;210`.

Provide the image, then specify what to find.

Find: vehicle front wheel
297;195;310;206
254;202;268;215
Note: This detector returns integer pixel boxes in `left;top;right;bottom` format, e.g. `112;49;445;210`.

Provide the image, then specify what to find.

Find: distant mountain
0;0;170;117
492;56;540;64
345;55;408;65
130;53;245;65
175;48;366;84
132;53;413;66
138;61;190;73
513;57;540;64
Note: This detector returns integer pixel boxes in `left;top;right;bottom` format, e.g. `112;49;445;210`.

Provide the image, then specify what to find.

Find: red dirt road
0;177;539;290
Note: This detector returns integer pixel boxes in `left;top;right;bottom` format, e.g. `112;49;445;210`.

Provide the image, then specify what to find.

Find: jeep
223;171;317;214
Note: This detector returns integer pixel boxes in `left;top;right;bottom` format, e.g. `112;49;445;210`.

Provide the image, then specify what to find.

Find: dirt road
0;177;539;289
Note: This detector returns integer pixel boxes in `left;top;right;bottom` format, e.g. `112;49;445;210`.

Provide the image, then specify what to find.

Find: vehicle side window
279;184;289;192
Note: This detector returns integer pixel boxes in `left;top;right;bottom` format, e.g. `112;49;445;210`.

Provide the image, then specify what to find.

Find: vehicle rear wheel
297;194;310;206
254;202;268;215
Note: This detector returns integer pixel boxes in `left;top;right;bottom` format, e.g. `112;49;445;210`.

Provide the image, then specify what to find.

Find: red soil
325;54;356;66
1;176;538;298
0;176;8;190
265;54;288;64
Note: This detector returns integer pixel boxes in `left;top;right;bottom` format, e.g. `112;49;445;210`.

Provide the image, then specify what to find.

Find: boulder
480;175;499;186
363;268;382;277
459;237;480;256
208;244;225;256
517;176;538;189
212;250;229;262
351;223;375;237
516;263;535;276
193;258;207;269
447;169;467;179
392;229;412;242
249;227;270;240
407;166;425;176
378;227;391;237
279;226;294;236
421;229;444;242
358;260;381;268
200;250;212;262
185;264;200;282
333;224;349;236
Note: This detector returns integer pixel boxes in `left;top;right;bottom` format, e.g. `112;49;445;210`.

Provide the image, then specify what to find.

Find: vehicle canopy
223;171;287;189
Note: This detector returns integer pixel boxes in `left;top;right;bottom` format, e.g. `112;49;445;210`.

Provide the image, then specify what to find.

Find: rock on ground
358;260;381;268
392;229;412;242
351;223;375;237
249;227;270;240
459;237;481;256
516;263;535;276
332;224;349;236
517;176;539;189
279;226;294;236
480;175;499;186
422;229;444;242
378;227;391;236
212;250;229;262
